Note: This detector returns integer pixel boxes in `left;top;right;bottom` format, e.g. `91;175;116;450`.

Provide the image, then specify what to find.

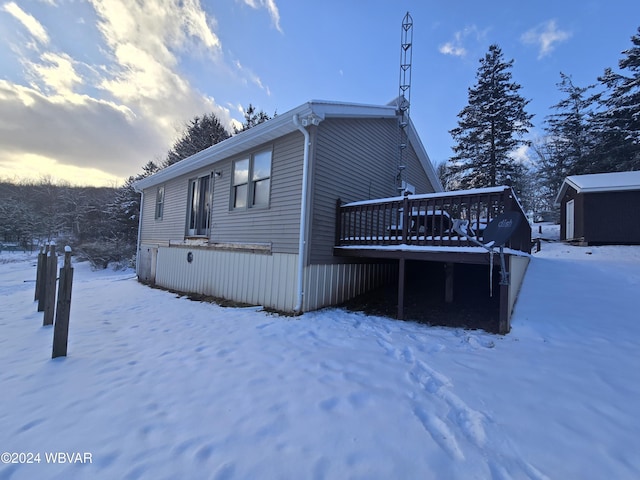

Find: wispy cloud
521;20;571;59
241;0;282;33
29;52;83;97
439;26;485;58
0;0;275;185
233;58;271;95
2;1;50;45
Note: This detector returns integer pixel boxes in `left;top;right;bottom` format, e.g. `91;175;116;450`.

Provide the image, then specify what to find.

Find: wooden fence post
43;244;57;326
52;247;74;358
37;244;49;312
34;245;46;302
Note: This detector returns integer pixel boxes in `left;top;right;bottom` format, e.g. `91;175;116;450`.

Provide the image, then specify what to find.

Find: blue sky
1;0;639;186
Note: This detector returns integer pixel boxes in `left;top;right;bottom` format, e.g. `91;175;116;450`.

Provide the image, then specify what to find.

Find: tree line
441;26;640;216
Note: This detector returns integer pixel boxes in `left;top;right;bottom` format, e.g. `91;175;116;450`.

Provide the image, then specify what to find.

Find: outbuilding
554;171;640;245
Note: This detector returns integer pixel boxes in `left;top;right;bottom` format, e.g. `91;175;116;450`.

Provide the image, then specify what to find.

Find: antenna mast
396;12;413;192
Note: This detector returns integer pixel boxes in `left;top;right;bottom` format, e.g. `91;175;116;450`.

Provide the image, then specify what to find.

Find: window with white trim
187;174;211;236
232;149;272;209
155;185;164;220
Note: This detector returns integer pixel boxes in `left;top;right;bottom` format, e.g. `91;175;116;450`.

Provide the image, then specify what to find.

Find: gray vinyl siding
308;117;436;265
140;182;189;245
209;131;304;254
139;131;304;254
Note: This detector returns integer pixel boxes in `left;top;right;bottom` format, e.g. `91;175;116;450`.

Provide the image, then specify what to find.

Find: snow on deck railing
336;186;531;254
342;186;509;208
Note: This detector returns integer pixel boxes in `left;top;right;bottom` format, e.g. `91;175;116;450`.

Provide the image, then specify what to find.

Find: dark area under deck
334;187;531;334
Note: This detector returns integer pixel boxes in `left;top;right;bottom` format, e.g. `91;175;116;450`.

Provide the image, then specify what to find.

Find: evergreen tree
165;113;230;167
537;73;595;200
110;161;160;245
448;44;534;189
591;26;640;172
233;103;273;134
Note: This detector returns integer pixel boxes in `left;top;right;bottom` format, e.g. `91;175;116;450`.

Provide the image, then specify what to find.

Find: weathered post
43;244;57;326
37;244;49;312
53;247;74;358
34;245;46;302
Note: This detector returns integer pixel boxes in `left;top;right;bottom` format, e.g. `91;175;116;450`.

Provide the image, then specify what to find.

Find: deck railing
335;186;532;254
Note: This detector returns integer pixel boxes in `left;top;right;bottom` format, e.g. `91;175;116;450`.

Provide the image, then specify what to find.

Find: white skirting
139;244;394;313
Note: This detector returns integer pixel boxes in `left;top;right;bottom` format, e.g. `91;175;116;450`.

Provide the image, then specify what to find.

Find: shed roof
554;171;640;206
134;99;443;192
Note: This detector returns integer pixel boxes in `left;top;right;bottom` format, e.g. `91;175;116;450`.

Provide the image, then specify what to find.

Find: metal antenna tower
396;12;413;192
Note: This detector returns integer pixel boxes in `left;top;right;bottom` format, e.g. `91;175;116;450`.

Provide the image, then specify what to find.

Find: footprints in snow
375;330;488;460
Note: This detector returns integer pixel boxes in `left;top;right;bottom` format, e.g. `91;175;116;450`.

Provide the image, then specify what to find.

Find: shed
554;171;640;245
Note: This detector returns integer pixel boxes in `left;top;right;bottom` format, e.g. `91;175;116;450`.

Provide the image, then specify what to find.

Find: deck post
444;262;454;303
397;257;406;320
498;254;510;334
498;281;510;334
335;198;342;246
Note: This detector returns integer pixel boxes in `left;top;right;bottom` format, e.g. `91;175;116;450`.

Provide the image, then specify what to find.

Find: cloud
521;20;571;59
0;0;273;186
233;58;271;95
88;0;234;133
439;39;466;57
439;26;485;58
28;52;83;97
241;0;282;33
0;80;158;180
2;1;50;45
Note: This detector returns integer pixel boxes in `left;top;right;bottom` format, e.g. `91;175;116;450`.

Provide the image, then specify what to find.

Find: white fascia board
553;179;572;207
554;172;640;206
310;100;397;119
133;99;409;192
134;102;314;192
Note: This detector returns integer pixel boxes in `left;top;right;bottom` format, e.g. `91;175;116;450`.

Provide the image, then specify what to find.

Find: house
134;99;443;314
555;171;640;245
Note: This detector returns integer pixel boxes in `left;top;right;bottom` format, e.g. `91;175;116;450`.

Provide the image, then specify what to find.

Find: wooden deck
333;186;532;333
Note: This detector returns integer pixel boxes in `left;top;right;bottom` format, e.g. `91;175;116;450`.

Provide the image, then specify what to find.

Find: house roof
134;99;443;192
554;171;640;206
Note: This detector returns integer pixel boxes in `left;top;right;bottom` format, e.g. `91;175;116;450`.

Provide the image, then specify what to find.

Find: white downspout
293;114;311;313
135;190;144;278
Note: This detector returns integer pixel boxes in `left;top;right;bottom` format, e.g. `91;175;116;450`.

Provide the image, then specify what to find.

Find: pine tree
165;113;230;167
233;103;273;134
110;161;160;244
591;26;640;172
448;44;534;189
537;73;595;199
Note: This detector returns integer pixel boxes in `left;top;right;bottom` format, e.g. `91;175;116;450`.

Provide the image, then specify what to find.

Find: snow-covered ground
1;233;639;479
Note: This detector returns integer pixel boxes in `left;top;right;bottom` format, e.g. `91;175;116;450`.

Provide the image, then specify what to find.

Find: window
252;150;271;207
233;158;249;209
232;149;272;209
187;175;211;236
155;185;165;220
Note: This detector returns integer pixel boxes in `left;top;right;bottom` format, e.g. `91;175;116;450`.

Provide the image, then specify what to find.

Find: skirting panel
155;246;298;312
508;255;530;319
303;262;396;311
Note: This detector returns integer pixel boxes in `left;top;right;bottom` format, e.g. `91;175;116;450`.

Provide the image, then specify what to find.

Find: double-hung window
187;174;211;236
232;149;272;209
155;185;165;220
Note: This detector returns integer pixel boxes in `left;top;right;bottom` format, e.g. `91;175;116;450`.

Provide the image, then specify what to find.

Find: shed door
566;199;575;240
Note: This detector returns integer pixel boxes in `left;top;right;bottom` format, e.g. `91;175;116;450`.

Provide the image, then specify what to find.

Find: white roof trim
134;99;438;192
554;171;640;206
